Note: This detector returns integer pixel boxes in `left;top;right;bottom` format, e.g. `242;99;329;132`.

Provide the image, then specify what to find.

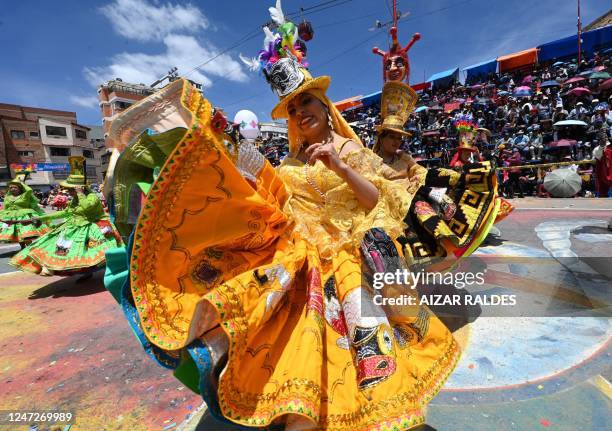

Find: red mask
373;27;420;83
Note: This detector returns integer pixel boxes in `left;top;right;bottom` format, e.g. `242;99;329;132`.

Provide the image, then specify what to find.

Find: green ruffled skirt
0;208;50;243
10;220;120;275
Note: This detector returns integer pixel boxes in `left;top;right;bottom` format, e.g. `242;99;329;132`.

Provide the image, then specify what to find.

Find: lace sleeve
322;148;412;244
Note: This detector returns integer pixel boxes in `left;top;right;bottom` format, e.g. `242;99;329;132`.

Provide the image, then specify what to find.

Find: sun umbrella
599;78;612;91
541;80;560;88
543;168;582;198
566;87;591;97
522;75;534;84
422;130;441;137
590;71;611;80
415;106;428;113
513;86;532;97
513;90;532;98
579;69;593;76
563;76;586;85
592;65;605;72
470;84;483;90
497;90;511;96
553;120;588;127
547;139;577;148
553;61;565;67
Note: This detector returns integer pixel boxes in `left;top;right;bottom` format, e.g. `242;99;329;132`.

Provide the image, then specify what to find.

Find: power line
317;12;379;30
180;0;356;81
222;0;479;108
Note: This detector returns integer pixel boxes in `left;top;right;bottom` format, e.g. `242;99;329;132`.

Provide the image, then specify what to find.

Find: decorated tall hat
7;170;32;190
454;115;479;152
377;81;418;137
239;0;329;120
240;0;360;153
60;156;87;187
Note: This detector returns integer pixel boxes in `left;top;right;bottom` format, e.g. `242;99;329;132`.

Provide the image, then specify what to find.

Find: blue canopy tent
426;67;459;89
463;58;497;84
360;91;382;108
538;25;612;62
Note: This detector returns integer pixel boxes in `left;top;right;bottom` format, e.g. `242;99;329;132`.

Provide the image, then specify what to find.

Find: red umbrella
422;130;441;137
566;87;591;97
593;65;605;72
563;76;585;85
599;78;612;91
548;139;577;148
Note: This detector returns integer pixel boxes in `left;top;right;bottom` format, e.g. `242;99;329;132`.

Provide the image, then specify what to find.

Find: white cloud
84;34;248;88
69;94;99;109
99;0;209;42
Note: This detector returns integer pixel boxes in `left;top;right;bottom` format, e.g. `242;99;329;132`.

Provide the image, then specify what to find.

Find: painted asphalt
0;199;610;430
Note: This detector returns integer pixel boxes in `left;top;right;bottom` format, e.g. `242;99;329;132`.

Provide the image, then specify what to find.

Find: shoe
40;266;54;276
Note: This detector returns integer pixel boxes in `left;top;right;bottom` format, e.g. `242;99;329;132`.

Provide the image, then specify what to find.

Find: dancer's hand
305;142;346;175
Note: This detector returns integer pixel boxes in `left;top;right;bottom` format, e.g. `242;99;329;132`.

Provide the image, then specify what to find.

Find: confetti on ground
468;363;475;369
537;384;544;390
540;419;551;427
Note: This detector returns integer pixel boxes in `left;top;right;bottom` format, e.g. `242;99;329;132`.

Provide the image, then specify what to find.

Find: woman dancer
105;3;460;429
0;173;49;248
11;157;121;277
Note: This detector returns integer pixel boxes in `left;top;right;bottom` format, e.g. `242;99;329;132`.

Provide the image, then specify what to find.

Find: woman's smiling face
287;92;329;138
380;131;403;155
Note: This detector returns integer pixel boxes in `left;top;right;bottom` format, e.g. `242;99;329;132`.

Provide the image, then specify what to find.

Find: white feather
269;0;285;25
263;26;277;48
239;53;260;72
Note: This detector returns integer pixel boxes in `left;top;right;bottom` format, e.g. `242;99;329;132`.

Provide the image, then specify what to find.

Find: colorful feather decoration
242;1;311;75
269;0;286;26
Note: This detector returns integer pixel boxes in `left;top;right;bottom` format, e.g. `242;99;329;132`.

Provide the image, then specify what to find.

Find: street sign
10;163;69;172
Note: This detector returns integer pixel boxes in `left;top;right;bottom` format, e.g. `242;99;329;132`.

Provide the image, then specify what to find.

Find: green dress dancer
0;174;49;245
10;157;121;276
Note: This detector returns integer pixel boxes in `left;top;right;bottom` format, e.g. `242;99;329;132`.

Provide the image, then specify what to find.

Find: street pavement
0;198;610;430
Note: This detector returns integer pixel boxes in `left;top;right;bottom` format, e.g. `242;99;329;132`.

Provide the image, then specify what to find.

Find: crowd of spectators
341;50;612;198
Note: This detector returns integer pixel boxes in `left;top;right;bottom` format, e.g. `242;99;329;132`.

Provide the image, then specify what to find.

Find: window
50;147;70;157
53;170;68;180
10;130;26;139
86;166;97;179
29;131;40;138
45;125;67;137
83;149;94;159
18;151;34;157
75;129;87;139
113;100;132;110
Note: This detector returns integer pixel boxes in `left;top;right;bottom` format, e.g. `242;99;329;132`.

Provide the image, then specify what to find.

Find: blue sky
0;0;609;125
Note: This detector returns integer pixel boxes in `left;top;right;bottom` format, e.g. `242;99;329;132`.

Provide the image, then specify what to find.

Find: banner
10;163;69;172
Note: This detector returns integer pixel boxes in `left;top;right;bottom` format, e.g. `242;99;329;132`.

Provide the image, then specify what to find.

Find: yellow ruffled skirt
113;79;459;430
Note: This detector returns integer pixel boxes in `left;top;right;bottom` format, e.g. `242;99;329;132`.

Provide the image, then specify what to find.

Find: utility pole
150;67;179;88
393;0;398;28
577;0;582;65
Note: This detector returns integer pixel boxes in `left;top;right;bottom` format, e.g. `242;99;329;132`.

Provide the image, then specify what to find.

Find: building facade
259;121;288;140
0;103;105;189
98;79;155;137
